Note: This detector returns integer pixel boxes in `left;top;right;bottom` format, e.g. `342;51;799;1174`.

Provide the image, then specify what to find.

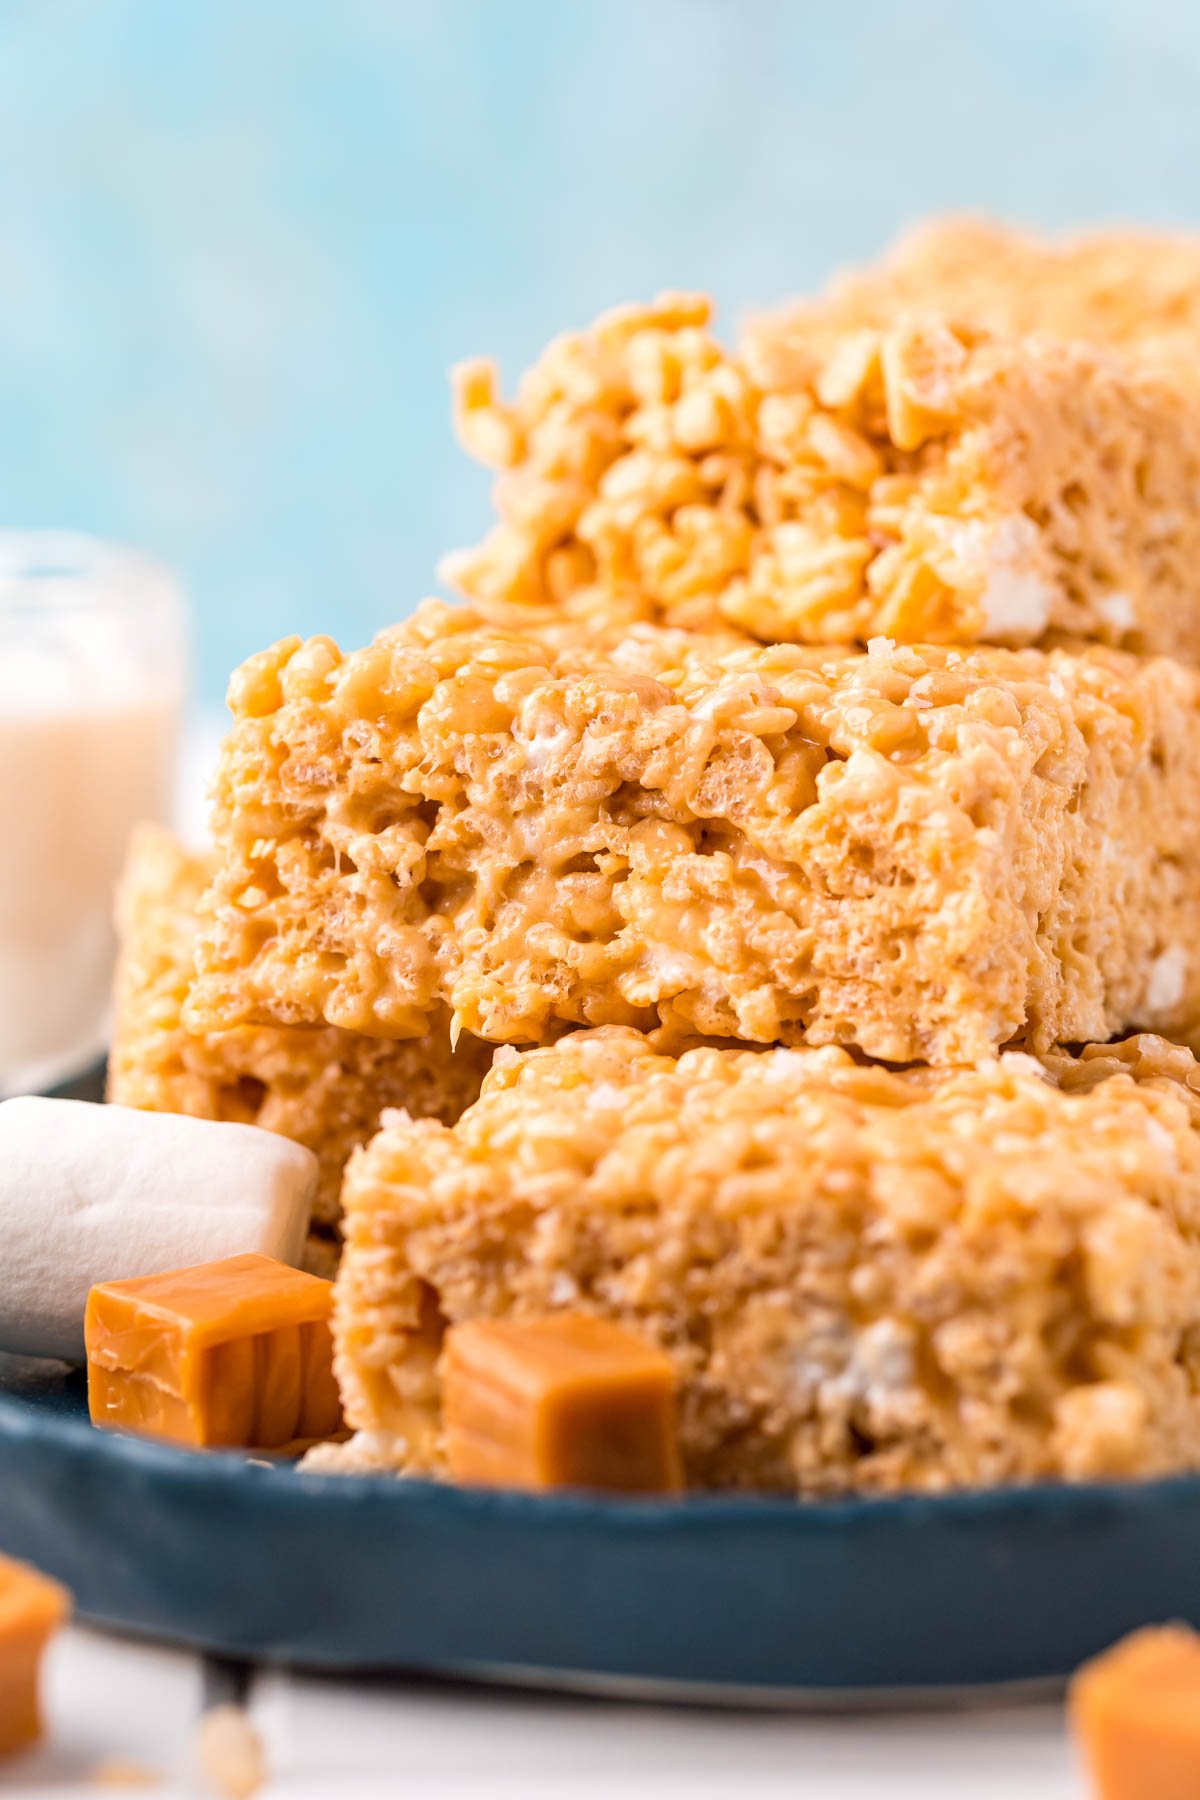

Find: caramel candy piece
0;1553;69;1758
85;1253;342;1450
1071;1624;1200;1800
443;1314;683;1494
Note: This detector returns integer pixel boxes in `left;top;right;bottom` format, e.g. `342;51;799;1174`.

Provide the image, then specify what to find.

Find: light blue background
1;0;1198;703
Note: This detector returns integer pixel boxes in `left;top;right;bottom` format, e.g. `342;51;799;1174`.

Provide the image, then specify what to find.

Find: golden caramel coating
189;604;1200;1065
109;824;491;1237
443;266;1200;657
330;1026;1200;1496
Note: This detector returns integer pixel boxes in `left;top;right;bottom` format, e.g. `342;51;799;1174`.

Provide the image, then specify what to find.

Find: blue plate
0;1353;1196;1694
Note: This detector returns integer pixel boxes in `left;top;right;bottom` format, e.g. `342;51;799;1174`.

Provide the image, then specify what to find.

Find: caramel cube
1071;1625;1200;1800
442;1315;683;1494
85;1253;342;1450
0;1554;69;1758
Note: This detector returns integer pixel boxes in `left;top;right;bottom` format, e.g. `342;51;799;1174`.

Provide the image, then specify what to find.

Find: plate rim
6;1374;1200;1536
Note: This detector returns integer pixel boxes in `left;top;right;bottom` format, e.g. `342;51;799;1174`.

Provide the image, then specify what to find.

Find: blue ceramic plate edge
5;1377;1200;1537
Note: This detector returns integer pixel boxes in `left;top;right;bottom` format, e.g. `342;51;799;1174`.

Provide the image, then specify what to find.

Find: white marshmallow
0;1098;318;1361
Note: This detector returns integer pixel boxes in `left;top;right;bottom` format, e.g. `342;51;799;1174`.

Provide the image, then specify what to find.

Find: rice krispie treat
109;824;491;1246
188;604;1200;1066
328;1026;1200;1495
442;284;1200;656
748;216;1200;368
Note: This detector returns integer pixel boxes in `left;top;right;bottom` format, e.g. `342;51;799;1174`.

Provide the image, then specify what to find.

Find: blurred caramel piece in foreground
0;1553;69;1757
1071;1624;1200;1800
195;1703;266;1799
86;1253;342;1451
443;1315;682;1494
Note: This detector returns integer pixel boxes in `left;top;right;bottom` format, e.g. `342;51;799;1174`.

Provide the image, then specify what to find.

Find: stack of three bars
120;220;1200;1495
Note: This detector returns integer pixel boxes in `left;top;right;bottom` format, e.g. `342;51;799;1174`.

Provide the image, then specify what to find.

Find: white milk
0;536;186;1093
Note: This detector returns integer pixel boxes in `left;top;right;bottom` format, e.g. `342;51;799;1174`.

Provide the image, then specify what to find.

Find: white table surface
9;1624;1089;1798
8;716;1091;1798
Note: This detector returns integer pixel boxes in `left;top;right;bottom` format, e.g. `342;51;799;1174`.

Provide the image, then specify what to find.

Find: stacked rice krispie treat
138;218;1200;1495
108;823;492;1271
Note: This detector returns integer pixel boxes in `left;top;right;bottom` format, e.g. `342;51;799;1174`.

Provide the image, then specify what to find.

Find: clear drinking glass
0;533;188;1096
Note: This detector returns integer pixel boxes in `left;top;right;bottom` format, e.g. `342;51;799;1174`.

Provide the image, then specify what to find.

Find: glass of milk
0;533;187;1096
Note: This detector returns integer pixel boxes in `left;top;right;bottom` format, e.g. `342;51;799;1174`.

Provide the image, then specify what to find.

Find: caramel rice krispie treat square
187;603;1200;1066
748;216;1200;368
442;281;1200;657
327;1026;1200;1496
109;823;492;1249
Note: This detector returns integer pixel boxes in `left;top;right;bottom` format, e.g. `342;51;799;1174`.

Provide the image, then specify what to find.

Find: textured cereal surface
109;824;491;1240
442;259;1200;657
754;216;1200;363
331;1026;1200;1495
188;604;1200;1065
